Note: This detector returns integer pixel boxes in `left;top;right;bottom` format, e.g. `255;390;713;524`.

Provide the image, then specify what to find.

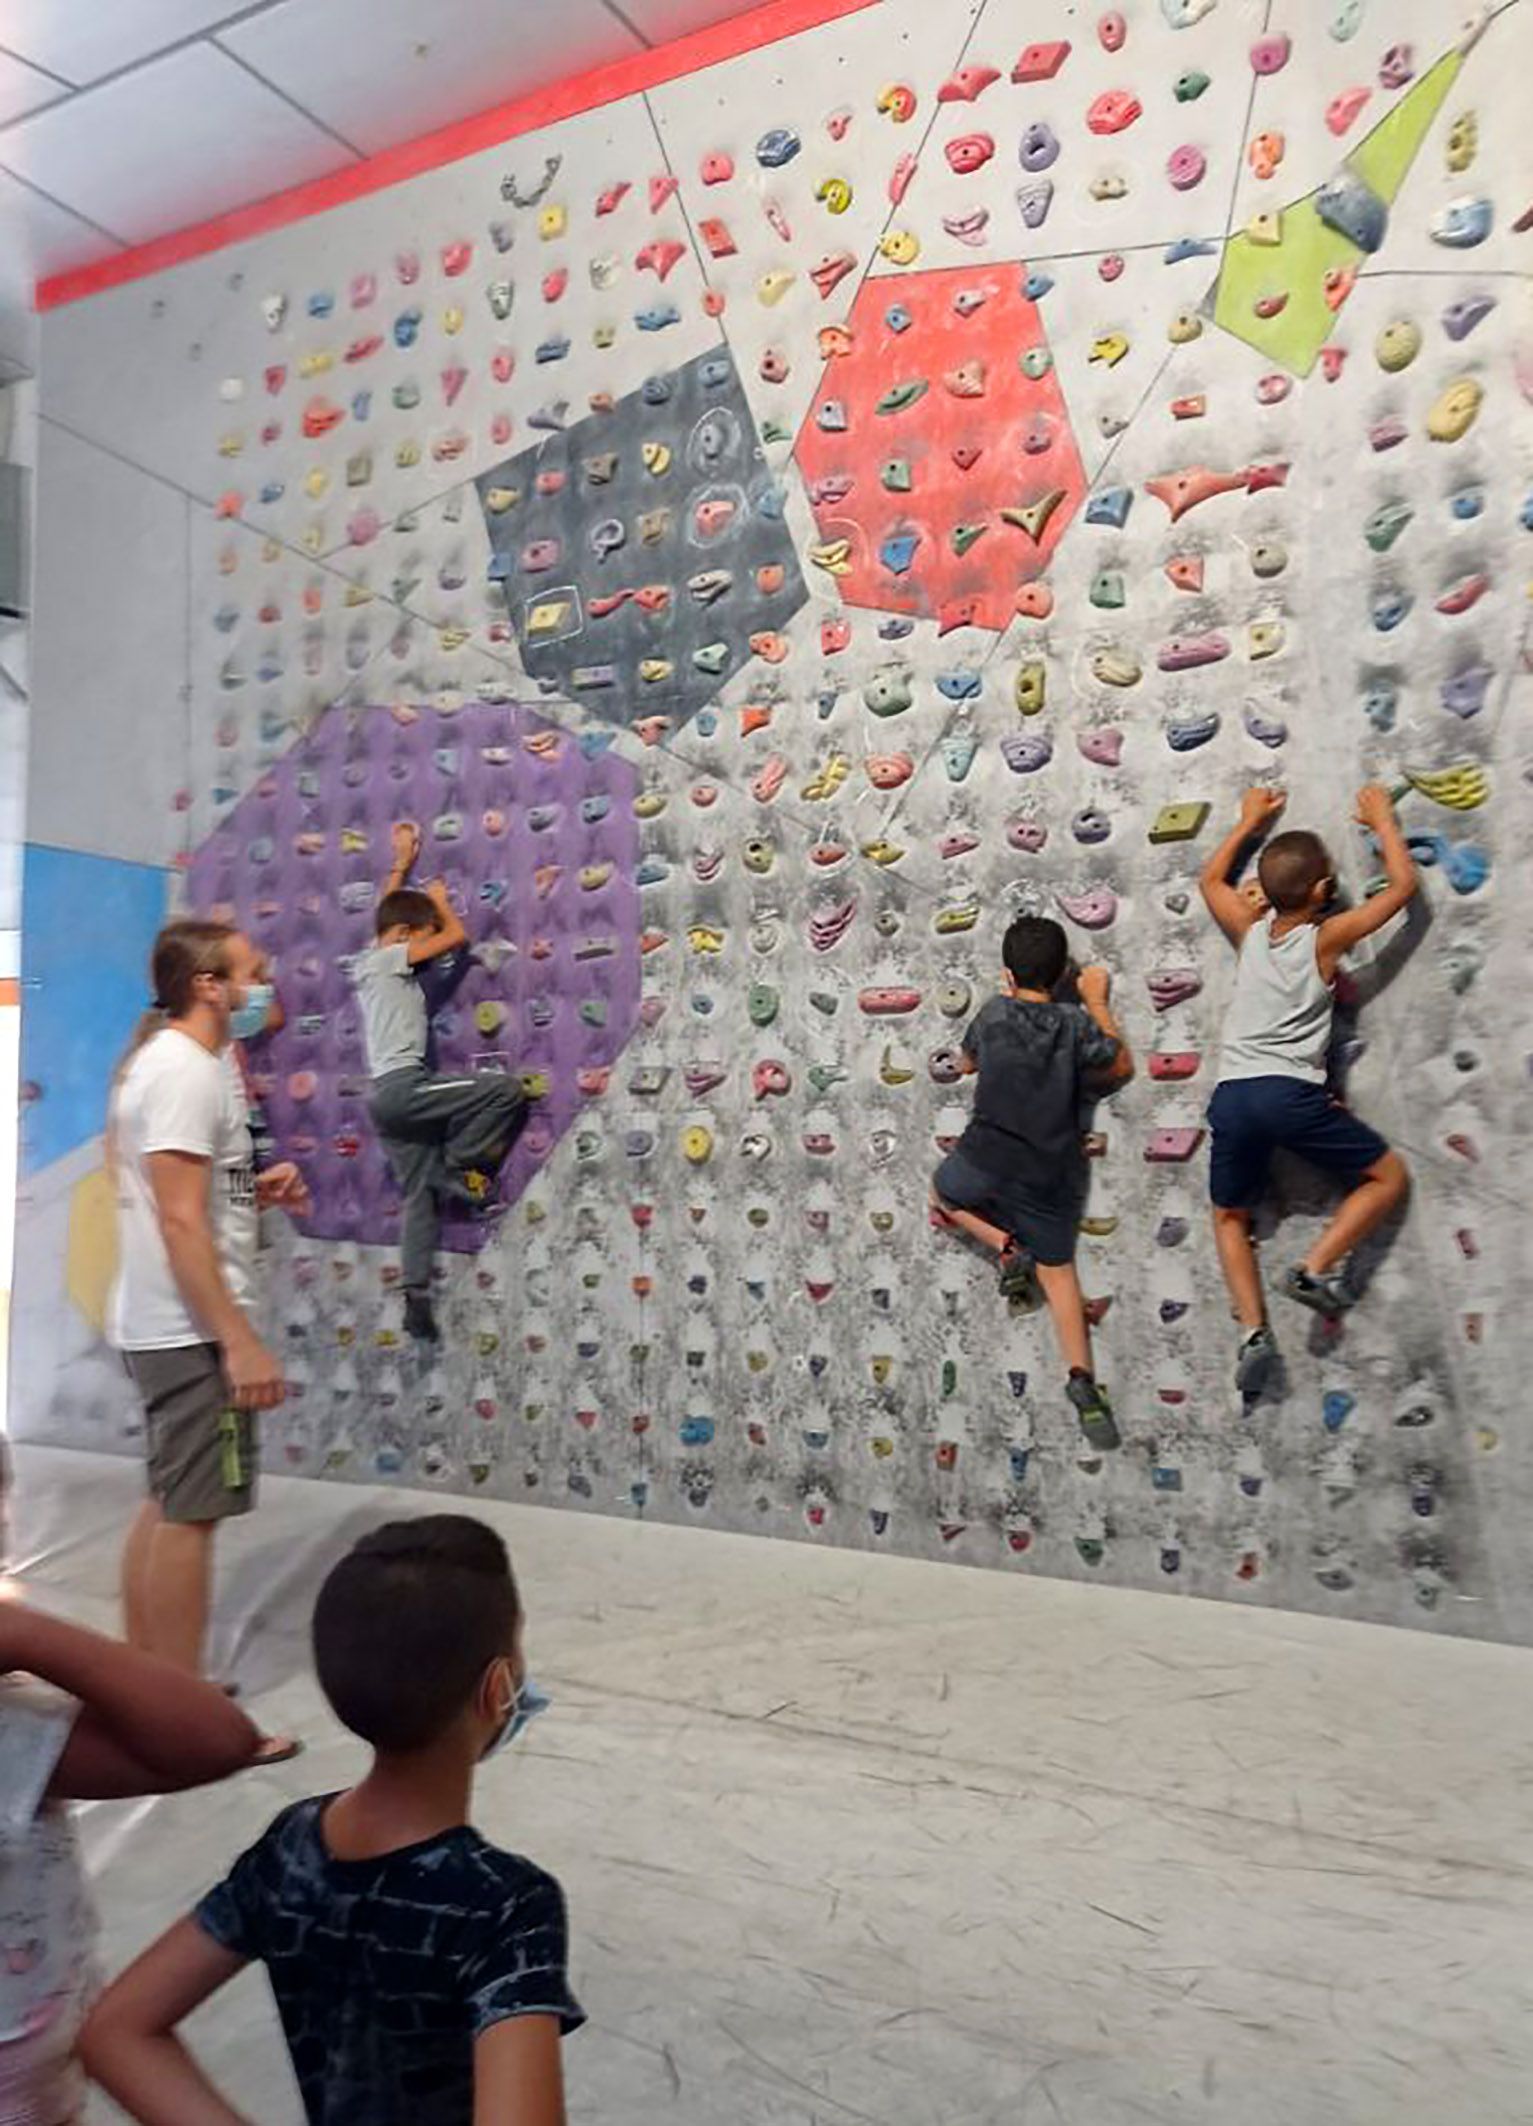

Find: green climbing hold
1364;500;1413;552
1019;345;1053;380
876;379;928;413
881;458;912;491
951;522;987;556
1090;570;1126;609
1175;70;1210;101
748;983;779;1026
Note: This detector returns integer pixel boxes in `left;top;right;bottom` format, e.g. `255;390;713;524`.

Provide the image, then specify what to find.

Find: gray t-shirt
352;942;427;1079
1217;916;1332;1085
958;995;1119;1206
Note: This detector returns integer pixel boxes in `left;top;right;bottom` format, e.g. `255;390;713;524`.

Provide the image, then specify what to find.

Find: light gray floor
9;1442;1533;2125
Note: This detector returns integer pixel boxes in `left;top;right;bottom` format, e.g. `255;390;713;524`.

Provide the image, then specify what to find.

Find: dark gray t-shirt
352;942;426;1079
958;995;1119;1205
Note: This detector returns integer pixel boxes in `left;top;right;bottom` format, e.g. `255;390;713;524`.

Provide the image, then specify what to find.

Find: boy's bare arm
1201;788;1286;944
474;2015;567;2126
1318;784;1418;980
382;820;420;896
1076;966;1133;1086
404;879;469;966
80;1919;251;2125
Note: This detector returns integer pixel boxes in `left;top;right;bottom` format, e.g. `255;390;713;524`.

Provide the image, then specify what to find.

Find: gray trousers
370;1066;527;1292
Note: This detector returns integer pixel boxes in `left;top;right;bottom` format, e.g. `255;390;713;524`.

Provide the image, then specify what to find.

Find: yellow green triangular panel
1212;47;1466;378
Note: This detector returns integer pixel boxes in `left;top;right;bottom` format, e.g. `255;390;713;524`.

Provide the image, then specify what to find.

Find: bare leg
930;1189;1010;1259
1305;1152;1409;1275
121;1498;161;1648
1213;1206;1267;1330
141;1519;216;1674
1035;1260;1093;1375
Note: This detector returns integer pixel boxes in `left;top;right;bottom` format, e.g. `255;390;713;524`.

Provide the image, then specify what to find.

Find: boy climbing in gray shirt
352;824;527;1345
1201;785;1416;1400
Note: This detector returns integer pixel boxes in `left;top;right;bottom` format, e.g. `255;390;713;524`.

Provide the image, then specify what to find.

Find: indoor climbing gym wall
13;0;1533;1640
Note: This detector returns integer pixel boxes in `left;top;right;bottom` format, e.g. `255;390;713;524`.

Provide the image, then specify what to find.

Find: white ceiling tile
0;0;254;87
0;49;67;126
614;0;769;36
0;43;354;244
222;0;643;156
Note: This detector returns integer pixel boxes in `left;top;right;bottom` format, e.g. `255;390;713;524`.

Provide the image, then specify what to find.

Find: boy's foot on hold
1066;1371;1121;1453
1284;1265;1354;1319
1236;1324;1279;1397
403;1291;440;1344
997;1241;1037;1302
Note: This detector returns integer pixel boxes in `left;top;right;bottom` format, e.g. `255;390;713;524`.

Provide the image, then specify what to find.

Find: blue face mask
481;1673;550;1761
229;982;274;1041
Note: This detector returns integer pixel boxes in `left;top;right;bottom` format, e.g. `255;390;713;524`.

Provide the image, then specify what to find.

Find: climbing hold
1326;86;1370;134
1092;648;1142;688
756;127;800;168
1013;40;1071;82
938;64;1000;102
1073;806;1111;845
1145;1127;1204;1162
1165;555;1203;592
1316;168;1388;251
1078;728;1123;767
1015;663;1047;714
1084;487;1132;529
1015;582;1054;619
1003;490;1066;544
1442;294;1495;341
1089;173;1127;201
1364;500;1413;552
1090;570;1126;610
1018;122;1060;172
1446;112;1477;174
1375;318;1421;371
1160;632;1229;671
1436;572;1489;617
877;82;916;121
1427;378;1482;442
1167;145;1206;190
1002;733;1053;774
1167;309;1203;342
1057;887;1117;930
1089;332;1129;367
878;230;921;265
1087;90;1141;134
1099;254;1125;283
946;133;995;174
816;176;853;215
1440;664;1492;719
1432;196;1492;248
944;207;991;245
1174;69;1210;102
1251;32;1290;73
1167;709;1220;751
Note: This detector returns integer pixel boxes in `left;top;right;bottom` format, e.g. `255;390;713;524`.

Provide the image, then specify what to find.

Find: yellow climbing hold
809;538;853;576
1015;662;1046;714
1089;332;1129;366
817;177;853;213
879;229;921;265
1427;377;1482;441
801;752;851;800
1167;310;1203;343
538;203;567;239
757;268;796;305
682;1125;714;1164
1401;761;1488;810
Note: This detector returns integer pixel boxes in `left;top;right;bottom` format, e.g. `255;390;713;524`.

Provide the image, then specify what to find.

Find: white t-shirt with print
0;1679;95;2083
109;1027;258;1352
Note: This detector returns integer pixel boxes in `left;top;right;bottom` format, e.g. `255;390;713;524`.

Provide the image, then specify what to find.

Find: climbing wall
15;0;1533;1639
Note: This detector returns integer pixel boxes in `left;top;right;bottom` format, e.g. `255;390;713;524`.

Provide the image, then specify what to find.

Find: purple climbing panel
187;700;642;1253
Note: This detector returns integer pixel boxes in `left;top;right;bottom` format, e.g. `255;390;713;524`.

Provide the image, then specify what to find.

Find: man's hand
1240;786;1286;832
1076;964;1110;1008
255;1162;310;1219
222;1332;286;1413
391;821;421;869
1354;783;1396;832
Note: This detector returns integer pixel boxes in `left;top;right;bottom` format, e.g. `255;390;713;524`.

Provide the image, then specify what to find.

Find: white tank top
1218;916;1333;1085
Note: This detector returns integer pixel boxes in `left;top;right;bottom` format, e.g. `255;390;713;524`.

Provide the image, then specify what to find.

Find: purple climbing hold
1002;732;1054;773
1441;293;1495;341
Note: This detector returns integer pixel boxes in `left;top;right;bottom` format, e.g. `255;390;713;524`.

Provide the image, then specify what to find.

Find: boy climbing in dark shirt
1201;784;1416;1398
83;1515;582;2126
352;823;527;1345
932;915;1133;1454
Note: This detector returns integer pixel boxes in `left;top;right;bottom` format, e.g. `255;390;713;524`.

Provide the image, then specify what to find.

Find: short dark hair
1258;830;1331;913
1003;914;1069;992
376;888;440;939
312;1516;521;1752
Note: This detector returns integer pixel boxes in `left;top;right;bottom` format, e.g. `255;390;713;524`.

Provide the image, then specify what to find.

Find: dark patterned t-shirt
196;1797;583;2125
958;995;1120;1205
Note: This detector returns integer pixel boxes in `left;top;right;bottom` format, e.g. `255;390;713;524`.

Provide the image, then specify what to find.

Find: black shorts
124;1343;257;1524
1208;1077;1389;1211
932;1148;1079;1265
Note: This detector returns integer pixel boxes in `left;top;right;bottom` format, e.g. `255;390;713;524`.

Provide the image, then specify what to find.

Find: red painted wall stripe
36;0;879;312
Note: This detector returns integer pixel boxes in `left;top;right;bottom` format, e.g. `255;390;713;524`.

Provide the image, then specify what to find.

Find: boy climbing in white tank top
1199;785;1417;1399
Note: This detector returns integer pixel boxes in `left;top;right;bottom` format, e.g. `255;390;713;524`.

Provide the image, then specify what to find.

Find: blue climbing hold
1440;663;1492;718
1024;269;1054;300
936;670;983;701
1167;710;1220;751
1164;235;1219;262
1322;1391;1354;1432
881;531;920;574
878;616;915;639
1362;677;1398;731
1085;486;1132;527
1442;293;1495;341
886;302;913;333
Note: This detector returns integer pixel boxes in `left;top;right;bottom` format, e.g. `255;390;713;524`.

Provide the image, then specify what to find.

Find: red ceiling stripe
35;0;879;311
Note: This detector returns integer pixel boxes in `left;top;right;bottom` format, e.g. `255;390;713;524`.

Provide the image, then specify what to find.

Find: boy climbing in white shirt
1200;785;1417;1398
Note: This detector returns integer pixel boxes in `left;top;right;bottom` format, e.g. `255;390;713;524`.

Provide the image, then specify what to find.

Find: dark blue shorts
932;1148;1079;1265
1208;1077;1389;1211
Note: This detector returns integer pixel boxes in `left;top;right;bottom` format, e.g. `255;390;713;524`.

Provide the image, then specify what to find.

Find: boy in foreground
82;1515;581;2126
931;915;1133;1454
354;824;528;1344
1200;785;1416;1397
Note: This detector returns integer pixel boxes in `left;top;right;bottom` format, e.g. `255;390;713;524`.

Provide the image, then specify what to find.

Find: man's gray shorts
124;1343;257;1524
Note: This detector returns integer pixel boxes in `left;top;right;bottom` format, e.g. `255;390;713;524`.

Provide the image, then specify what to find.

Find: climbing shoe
403;1292;440;1344
1284;1265;1354;1319
1236;1324;1279;1397
998;1242;1037;1302
1067;1372;1121;1453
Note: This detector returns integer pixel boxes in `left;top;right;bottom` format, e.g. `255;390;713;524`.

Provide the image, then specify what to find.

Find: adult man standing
110;919;307;1688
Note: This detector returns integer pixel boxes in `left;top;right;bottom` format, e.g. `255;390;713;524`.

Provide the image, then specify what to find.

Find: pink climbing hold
945;132;995;173
1087;89;1142;134
1098;11;1126;52
1326;86;1371;135
1250;32;1290;73
938;64;1000;102
1319;345;1347;381
648;174;679;211
700;151;734;184
1167;144;1206;190
1099;253;1125;282
1011;40;1070;82
595;181;630;216
636;238;685;279
889;152;918;204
